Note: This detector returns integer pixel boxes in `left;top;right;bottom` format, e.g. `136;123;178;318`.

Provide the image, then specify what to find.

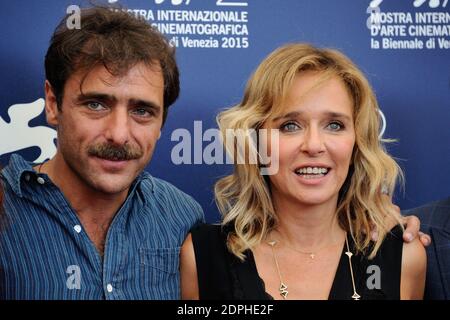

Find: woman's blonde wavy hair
215;43;403;260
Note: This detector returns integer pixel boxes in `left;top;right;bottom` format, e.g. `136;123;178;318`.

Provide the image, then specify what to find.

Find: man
0;7;203;299
0;6;427;300
405;196;450;300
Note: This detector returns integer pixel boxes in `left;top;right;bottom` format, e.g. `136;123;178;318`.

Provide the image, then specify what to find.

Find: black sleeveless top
191;224;403;300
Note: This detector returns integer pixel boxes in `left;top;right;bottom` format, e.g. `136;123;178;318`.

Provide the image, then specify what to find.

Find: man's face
47;62;164;195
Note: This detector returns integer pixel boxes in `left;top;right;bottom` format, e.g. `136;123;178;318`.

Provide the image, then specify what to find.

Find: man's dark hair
45;6;179;124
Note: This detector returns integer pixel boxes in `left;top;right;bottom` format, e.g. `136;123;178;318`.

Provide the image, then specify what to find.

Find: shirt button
106;284;113;293
74;225;82;233
37;177;45;185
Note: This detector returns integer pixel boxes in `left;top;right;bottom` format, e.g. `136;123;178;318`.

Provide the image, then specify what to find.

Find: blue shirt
0;154;204;300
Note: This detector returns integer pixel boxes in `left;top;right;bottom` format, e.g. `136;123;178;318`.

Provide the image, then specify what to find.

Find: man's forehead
67;63;164;94
64;63;164;108
70;62;163;86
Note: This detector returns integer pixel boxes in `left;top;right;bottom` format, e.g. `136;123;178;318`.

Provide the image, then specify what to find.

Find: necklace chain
37;162;45;174
268;234;361;300
276;237;343;260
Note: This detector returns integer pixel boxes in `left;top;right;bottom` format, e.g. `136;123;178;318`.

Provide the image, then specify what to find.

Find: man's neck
35;154;131;255
42;156;128;215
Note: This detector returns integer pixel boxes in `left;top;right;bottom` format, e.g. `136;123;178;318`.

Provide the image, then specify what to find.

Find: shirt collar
1;153;155;201
133;170;154;205
1;154;38;198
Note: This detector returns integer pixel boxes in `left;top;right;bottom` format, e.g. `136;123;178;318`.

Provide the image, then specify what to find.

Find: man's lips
94;156;131;171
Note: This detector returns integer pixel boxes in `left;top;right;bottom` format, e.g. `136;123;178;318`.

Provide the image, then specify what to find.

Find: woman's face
266;71;356;208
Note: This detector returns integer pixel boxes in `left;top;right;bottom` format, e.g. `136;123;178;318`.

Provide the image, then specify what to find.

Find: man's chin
88;176;135;196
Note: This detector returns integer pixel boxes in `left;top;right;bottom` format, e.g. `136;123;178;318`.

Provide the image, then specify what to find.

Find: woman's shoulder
191;222;222;232
364;227;403;276
369;224;404;262
401;234;426;266
400;231;427;299
368;224;402;252
384;224;404;242
351;225;405;299
377;224;425;256
190;223;230;255
191;223;224;240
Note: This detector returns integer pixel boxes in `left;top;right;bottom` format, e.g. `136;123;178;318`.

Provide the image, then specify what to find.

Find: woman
180;44;426;300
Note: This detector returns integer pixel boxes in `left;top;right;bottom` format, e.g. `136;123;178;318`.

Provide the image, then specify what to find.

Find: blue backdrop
1;0;449;222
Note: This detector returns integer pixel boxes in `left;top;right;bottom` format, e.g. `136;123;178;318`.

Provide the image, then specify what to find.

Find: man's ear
45;80;59;127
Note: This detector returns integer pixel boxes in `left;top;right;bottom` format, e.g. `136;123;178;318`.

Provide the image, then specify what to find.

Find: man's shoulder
405;196;450;230
141;175;196;202
1;154;39;198
1;154;33;178
139;174;204;219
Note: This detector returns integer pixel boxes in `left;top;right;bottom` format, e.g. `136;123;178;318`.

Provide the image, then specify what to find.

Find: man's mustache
87;143;143;161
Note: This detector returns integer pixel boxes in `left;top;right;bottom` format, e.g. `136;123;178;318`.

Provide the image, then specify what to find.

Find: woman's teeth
295;167;329;175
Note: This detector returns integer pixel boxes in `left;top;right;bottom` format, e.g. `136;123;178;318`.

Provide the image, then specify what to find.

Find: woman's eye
280;122;301;132
327;122;343;131
86;102;105;111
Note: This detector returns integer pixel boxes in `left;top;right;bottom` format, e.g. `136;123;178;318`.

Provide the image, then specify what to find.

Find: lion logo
0;98;57;163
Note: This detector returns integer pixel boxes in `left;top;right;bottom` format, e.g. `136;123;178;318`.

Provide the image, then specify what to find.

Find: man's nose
104;108;130;146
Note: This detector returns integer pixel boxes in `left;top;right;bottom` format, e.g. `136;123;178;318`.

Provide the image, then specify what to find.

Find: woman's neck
271;195;345;251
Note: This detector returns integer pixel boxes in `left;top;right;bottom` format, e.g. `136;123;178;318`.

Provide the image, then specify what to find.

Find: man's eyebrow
76;92;117;103
129;98;162;112
76;93;162;111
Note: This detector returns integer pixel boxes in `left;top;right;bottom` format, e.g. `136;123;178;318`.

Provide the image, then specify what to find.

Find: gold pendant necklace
268;240;289;299
279;239;342;261
268;234;361;300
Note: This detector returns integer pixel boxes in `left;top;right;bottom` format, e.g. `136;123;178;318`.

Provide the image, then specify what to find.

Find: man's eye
327;122;344;131
280;122;301;132
86;102;105;111
132;108;152;117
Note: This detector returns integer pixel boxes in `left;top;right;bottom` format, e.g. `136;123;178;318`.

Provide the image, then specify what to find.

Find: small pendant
309;253;315;259
279;283;289;299
344;237;361;301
